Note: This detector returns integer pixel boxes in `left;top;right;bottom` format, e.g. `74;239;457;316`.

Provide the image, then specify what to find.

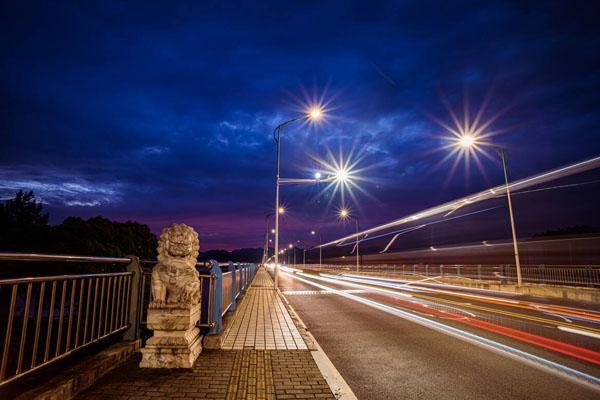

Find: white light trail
557;326;600;341
341;273;522;298
319;155;600;249
281;271;600;391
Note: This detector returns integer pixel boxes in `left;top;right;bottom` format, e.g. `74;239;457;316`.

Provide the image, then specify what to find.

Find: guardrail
0;253;258;388
298;263;600;288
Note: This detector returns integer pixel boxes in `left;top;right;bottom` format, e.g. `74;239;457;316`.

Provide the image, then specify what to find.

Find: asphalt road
275;270;600;400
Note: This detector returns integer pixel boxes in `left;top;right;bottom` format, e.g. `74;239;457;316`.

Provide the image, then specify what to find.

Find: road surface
273;268;600;400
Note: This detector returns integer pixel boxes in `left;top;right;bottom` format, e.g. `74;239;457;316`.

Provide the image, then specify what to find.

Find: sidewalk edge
277;288;358;400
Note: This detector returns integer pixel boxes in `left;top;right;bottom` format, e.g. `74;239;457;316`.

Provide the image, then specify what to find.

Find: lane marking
278;284;358;400
309;331;358;400
283;289;366;295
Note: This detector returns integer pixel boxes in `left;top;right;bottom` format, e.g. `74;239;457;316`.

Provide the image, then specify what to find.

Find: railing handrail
0;271;132;284
0;253;258;268
301;263;600;287
0;252;259;389
310;262;600;268
0;252;131;264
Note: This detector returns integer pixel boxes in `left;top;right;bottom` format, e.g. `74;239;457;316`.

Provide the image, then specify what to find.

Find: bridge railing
0;253;258;388
299;263;600;287
0;253;141;388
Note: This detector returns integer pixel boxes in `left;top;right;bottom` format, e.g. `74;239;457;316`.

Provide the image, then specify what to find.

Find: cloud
0;167;123;208
1;0;599;248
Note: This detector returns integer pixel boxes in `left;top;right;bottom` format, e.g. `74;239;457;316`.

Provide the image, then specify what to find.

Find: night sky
1;1;599;251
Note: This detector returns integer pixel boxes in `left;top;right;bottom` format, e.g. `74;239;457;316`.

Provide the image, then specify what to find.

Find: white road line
283;289;366;295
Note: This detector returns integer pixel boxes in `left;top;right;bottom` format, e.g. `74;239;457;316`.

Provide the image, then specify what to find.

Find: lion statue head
157;223;199;266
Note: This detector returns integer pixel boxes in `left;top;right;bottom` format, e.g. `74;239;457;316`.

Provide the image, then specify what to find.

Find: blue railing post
230;261;237;312
208;259;223;335
241;264;247;293
124;255;142;341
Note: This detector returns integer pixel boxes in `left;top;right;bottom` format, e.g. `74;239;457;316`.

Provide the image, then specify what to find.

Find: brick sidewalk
222;271;307;350
75;269;335;400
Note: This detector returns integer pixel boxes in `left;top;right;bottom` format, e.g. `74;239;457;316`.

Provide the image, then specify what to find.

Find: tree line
0;191;263;262
0;191;158;259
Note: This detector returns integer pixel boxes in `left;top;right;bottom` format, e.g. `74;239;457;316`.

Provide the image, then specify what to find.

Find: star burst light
308;146;373;210
430;90;510;185
282;83;341;130
338;206;350;220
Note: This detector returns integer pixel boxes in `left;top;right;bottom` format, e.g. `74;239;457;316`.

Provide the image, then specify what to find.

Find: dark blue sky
1;1;599;250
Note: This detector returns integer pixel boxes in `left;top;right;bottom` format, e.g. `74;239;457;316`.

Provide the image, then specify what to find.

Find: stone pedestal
140;304;202;368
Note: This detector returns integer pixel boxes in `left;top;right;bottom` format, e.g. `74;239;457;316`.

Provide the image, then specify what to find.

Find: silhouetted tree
52;216;157;259
0;190;50;251
533;225;600;238
199;248;263;263
0;191;157;259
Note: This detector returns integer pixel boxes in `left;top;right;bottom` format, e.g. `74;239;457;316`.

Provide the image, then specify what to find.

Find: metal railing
0;253;140;387
221;272;233;315
138;261;217;335
0;252;259;388
299;263;600;288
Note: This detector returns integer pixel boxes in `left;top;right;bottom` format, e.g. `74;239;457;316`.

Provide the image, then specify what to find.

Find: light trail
333;206;498;251
336;274;600;329
558;327;600;341
318;155;600;249
281;270;600;391
358;235;600;259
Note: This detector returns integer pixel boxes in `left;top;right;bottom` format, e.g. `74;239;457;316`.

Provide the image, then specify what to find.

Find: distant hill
199;248;264;263
532;225;600;239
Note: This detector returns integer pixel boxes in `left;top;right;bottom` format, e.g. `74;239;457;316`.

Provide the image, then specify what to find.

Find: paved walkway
222;270;307;350
76;268;334;400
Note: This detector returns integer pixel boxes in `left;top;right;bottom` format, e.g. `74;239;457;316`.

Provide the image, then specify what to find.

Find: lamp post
263;210;284;265
263;213;273;265
288;243;295;266
310;230;322;270
339;209;360;272
458;136;522;286
273;108;323;288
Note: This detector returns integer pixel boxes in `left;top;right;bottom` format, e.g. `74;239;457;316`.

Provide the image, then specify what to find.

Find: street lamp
458;135;523;286
263;207;285;265
292;239;306;266
273;107;324;288
310;230;322;270
338;208;360;272
288;243;295;265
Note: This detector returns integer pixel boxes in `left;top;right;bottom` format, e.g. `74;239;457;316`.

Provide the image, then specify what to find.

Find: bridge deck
222;269;307;350
76;268;333;400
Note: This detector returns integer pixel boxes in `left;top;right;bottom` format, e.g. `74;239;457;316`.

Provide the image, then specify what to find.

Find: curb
276;287;358;400
14;340;140;400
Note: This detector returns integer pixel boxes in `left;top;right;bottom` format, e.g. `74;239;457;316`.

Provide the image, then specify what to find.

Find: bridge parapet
0;252;258;390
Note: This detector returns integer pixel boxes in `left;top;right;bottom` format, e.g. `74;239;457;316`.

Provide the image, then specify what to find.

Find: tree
533;225;600;238
52;216;158;259
0;190;50;251
0;191;157;258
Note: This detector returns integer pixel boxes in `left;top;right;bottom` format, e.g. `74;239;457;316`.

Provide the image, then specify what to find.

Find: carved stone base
140;304;202;369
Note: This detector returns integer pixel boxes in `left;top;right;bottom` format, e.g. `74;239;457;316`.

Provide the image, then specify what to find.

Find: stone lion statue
150;223;201;307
